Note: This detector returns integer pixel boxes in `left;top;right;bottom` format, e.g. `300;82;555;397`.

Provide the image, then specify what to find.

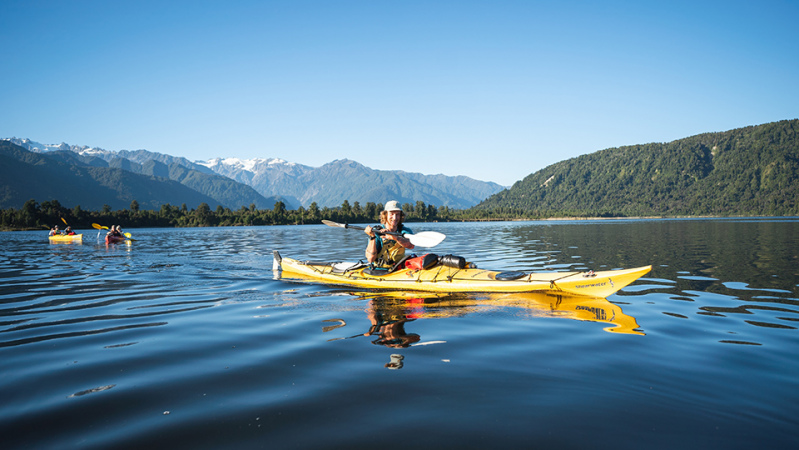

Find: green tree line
0;198;477;231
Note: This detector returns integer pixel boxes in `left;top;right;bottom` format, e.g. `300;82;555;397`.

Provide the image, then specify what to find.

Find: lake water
1;219;798;449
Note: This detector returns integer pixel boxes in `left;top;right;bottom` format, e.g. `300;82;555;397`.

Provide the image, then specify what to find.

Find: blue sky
2;0;797;186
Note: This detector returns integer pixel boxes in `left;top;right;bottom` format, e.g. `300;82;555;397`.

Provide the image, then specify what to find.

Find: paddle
322;220;446;248
61;217;68;226
92;223;136;241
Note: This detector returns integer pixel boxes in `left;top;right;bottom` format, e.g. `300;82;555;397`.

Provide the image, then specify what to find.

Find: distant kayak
273;251;651;298
105;235;127;244
49;234;82;243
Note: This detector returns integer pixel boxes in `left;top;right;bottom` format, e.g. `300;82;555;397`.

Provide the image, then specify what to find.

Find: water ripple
1;220;799;449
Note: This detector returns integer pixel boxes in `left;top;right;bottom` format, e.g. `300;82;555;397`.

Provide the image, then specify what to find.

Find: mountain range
1;138;505;211
5;119;795;217
199;157;505;209
0;141;223;211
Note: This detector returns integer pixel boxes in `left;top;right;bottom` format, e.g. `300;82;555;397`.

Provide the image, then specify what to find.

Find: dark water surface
2;219;798;449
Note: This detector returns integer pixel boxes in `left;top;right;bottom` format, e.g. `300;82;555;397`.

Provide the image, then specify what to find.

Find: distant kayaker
364;200;415;268
107;225;123;238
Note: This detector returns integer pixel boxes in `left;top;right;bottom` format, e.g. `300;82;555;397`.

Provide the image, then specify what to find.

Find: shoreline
4;214;797;232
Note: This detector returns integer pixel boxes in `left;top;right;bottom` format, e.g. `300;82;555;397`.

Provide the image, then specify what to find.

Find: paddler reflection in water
367;299;421;370
364;201;414;268
364;299;421;350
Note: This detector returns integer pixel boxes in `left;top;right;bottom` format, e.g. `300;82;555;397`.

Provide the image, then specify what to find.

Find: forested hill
475;119;799;217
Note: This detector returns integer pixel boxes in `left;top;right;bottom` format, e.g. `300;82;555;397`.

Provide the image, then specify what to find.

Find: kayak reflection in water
352;290;644;335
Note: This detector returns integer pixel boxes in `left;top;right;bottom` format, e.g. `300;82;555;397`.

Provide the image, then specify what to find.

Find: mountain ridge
4;138;280;209
0;143;220;211
5;138;505;209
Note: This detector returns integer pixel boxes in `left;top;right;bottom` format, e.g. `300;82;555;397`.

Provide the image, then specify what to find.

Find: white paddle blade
321;219;346;228
407;231;446;248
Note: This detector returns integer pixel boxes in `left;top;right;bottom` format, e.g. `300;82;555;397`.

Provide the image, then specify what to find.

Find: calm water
1;219;798;449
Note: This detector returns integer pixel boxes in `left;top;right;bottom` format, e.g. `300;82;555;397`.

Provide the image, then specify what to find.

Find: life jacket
373;224;413;268
374;238;406;268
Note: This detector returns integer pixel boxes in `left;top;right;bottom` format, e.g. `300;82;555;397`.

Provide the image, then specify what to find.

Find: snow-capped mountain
196;156;505;209
198;157;295;173
4;137;506;209
6;138;112;158
2;138;279;209
197;157;312;185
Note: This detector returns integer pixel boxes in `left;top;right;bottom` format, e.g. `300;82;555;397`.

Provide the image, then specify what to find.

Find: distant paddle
322;220;445;248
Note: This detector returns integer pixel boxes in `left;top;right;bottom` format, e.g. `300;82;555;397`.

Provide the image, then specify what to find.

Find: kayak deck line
273;251;651;298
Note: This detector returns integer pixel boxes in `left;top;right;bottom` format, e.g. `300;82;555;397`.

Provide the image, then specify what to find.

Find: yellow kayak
273;251;651;298
48;234;83;243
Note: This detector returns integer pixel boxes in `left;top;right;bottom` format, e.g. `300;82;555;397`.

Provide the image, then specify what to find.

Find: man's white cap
384;200;402;212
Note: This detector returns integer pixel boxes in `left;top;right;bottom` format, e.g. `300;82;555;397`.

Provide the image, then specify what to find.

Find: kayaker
107;225;122;239
364;201;415;268
49;225;60;236
64;226;76;236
